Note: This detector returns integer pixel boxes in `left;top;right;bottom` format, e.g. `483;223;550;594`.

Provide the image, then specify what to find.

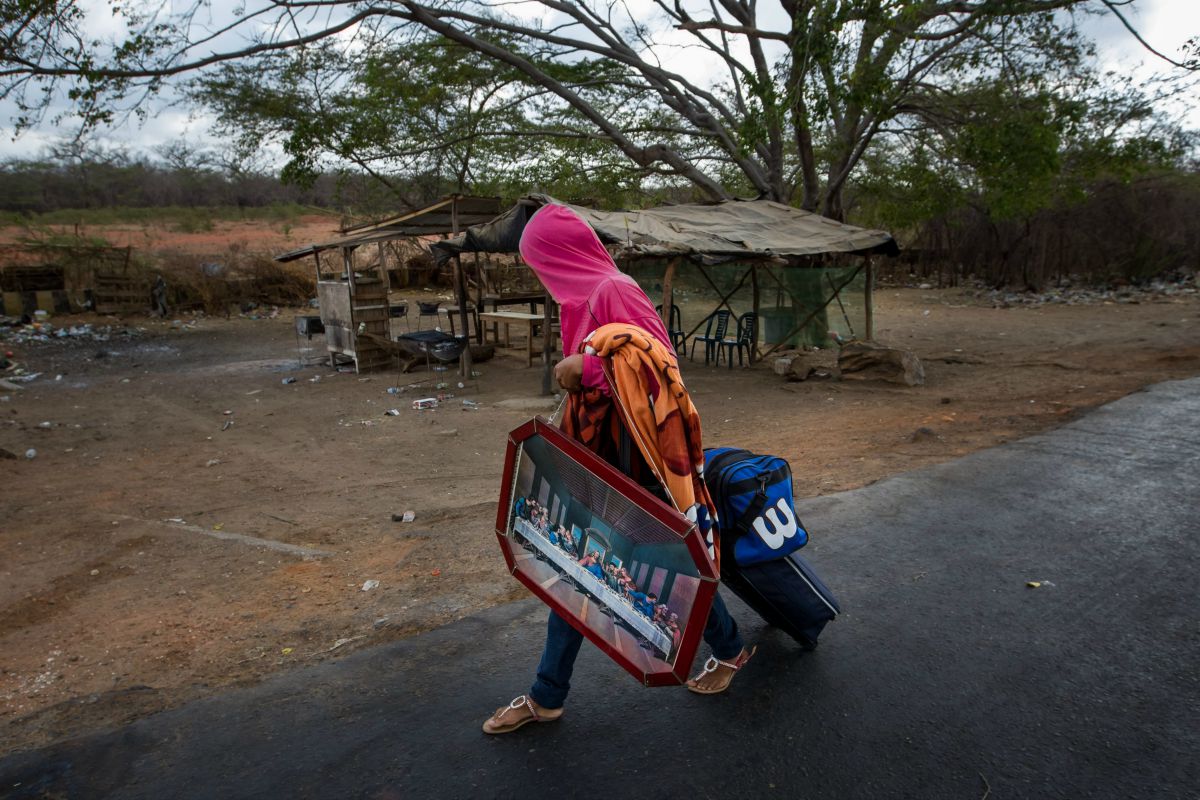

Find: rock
773;351;803;376
909;427;938;442
496;396;560;412
838;341;925;386
775;349;838;382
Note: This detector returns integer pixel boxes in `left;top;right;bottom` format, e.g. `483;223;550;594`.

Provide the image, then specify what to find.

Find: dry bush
155;253;316;314
879;173;1200;289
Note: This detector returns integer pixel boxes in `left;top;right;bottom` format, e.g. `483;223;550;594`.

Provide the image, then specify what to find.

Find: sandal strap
497;694;539;723
697;647;756;678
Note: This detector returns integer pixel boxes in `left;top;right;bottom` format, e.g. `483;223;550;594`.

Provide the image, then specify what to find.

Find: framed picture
495;417;718;686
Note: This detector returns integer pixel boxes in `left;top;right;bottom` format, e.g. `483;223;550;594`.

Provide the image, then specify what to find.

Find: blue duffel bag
703;447;808;566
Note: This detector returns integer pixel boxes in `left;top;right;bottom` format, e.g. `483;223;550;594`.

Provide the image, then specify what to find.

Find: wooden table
484;292;545;314
479;311;557;367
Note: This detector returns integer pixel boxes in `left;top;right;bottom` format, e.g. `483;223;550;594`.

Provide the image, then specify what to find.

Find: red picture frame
495;417;718;686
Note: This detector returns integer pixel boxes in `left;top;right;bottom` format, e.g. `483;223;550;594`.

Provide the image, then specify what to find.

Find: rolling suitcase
720;550;840;650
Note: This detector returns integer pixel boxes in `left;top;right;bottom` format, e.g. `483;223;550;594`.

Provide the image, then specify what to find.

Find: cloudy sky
1;0;1195;162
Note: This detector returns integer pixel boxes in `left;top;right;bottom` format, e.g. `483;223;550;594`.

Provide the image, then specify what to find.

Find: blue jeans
528;591;743;709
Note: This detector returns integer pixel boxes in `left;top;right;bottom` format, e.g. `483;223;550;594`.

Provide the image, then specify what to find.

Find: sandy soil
1;287;1198;755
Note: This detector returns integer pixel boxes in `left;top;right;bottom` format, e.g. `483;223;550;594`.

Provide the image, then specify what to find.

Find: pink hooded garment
518;204;672;393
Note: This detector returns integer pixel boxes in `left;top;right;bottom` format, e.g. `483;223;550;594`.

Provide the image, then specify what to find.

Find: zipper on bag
785;557;839;617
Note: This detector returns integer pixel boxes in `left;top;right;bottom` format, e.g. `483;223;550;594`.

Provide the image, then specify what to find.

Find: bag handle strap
732;478;770;538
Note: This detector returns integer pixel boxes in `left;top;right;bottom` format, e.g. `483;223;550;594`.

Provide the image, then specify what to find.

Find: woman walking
483;204;755;735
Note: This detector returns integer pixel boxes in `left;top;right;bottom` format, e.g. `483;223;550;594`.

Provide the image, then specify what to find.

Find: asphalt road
2;378;1198;800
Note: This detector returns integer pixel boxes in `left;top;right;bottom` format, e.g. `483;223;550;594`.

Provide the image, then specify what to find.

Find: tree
1;0;1188;217
193;31;677;208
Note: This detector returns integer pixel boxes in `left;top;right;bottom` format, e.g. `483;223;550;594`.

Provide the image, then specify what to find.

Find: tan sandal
482;695;564;735
686;646;757;695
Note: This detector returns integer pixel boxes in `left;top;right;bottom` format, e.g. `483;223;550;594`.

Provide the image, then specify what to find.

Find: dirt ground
2;286;1199;755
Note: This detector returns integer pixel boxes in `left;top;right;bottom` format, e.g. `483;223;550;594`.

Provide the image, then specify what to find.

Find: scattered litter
386;387;403;395
222;419;234;431
412;398;438;410
55;374;62;381
431;569;442;577
9;372;41;383
281;647;294;655
281;377;297;385
361;579;380;592
437;428;459;437
37;421;52;429
308;634;366;656
89;569;99;576
435;382;450;389
433;365;449;372
206;458;221;467
166;517;186;524
1026;580;1056;589
212;523;224;531
223;410;233;415
246;389;262;396
401;510;416;523
24;448;37;460
462;399;482;410
309;375;321;383
0;321;145;346
456;382;465;389
384;409;401;416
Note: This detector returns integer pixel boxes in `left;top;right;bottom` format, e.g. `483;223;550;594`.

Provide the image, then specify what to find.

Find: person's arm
581;354;611;396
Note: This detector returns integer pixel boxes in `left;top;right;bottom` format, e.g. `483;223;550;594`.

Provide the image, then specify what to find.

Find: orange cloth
563;322;720;568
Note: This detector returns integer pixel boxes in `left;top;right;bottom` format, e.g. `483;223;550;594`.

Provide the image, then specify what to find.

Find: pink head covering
518;204;672;356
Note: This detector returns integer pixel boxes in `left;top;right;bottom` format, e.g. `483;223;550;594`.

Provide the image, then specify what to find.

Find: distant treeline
4;154;1198;290
0;157;398;216
879;173;1200;289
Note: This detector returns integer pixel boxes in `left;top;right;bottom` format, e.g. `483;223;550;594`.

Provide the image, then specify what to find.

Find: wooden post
541;292;555;396
473;252;484;343
378;242;391;292
451;198;474;378
864;256;874;342
661;257;678;326
751;264;760;363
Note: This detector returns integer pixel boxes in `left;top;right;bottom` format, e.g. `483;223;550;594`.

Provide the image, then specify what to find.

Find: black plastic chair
388;301;409;332
690;310;732;365
718;312;758;368
416;301;440;330
654;303;687;353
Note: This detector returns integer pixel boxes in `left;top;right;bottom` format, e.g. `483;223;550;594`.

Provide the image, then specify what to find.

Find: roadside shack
275;195;503;373
431;195;898;389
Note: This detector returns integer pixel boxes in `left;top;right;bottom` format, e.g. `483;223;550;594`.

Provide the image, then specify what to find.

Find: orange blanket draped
561;323;720;568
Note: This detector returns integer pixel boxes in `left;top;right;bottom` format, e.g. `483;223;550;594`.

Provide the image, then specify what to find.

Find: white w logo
751;499;798;550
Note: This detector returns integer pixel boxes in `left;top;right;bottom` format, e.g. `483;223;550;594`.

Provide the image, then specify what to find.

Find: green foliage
194;32;665;208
